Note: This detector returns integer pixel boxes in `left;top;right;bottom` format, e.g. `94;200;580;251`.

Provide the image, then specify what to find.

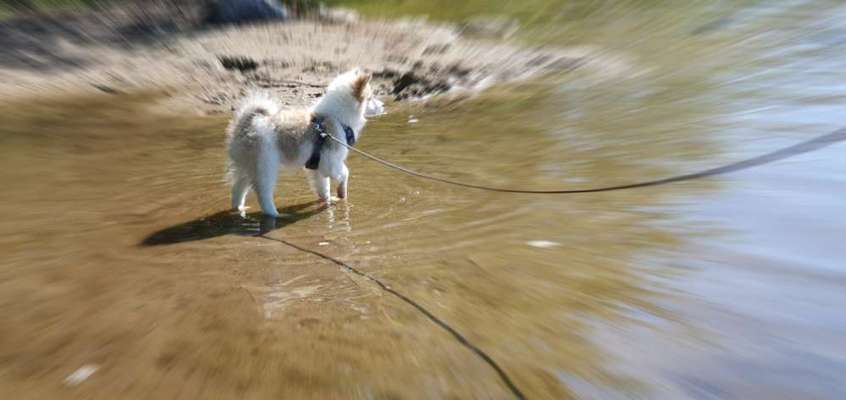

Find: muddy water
2;1;846;399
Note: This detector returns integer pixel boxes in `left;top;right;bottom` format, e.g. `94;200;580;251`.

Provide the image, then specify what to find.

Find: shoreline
0;2;635;116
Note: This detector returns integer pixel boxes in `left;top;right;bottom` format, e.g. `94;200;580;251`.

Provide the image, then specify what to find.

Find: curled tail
225;92;280;185
226;91;280;142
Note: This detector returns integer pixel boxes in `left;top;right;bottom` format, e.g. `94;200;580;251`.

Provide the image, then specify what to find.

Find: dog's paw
318;196;342;205
235;205;250;217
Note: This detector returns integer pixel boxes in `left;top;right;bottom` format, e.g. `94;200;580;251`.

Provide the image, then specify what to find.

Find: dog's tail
225;92;281;183
226;91;280;141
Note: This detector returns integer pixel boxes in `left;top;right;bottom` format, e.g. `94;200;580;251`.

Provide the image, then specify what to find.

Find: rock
205;0;288;25
63;364;98;387
390;70;451;101
218;55;259;72
91;83;120;94
527;240;560;249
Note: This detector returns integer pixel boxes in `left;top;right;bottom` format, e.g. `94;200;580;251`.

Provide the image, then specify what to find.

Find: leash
254;127;846;399
321;128;846;193
259;235;527;399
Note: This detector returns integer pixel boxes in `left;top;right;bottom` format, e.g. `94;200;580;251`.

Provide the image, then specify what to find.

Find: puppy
226;68;373;217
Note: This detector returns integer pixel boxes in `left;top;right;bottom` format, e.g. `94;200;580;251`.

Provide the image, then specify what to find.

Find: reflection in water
2;1;846;399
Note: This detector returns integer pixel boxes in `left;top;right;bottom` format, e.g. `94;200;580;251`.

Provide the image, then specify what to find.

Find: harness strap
305;116;356;170
344;125;356;146
305;116;326;170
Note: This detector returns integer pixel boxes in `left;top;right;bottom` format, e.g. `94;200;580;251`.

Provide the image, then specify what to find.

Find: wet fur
226;69;372;216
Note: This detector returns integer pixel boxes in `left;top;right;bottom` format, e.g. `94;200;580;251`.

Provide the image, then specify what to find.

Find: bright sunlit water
1;1;845;398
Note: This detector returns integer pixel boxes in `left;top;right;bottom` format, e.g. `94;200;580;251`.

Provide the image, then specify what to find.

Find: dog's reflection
324;201;352;233
140;201;326;246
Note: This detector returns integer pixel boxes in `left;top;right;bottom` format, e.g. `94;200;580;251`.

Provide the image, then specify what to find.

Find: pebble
63;364;98;387
527;240;561;249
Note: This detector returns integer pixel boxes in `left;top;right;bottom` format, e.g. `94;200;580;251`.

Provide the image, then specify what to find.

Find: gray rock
218;55;259;72
205;0;288;25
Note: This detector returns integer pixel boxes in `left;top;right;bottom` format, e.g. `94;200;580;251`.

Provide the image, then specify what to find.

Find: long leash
259;235;527;399
259;127;845;399
323;127;846;193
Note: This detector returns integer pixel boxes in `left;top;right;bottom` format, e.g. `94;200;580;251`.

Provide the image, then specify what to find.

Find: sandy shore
0;2;635;115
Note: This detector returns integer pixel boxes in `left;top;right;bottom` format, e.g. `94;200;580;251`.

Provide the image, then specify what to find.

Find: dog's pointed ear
351;71;372;102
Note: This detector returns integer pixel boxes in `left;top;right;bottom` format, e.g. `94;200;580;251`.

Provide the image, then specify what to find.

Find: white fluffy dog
226;68;374;217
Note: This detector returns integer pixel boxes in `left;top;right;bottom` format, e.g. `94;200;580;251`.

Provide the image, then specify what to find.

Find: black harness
305;116;356;170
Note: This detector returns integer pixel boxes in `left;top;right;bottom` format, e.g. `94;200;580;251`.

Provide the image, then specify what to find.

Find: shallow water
2;1;846;399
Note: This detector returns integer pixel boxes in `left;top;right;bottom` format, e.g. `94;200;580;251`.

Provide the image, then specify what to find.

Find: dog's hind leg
230;173;251;211
306;169;331;203
253;139;280;217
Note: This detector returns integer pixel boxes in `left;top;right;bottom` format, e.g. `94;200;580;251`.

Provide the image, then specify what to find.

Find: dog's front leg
336;164;349;200
307;169;331;203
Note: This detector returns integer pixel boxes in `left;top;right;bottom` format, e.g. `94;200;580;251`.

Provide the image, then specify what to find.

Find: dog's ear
351;71;372;102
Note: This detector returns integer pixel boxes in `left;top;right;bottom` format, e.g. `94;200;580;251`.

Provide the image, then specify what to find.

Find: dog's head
311;68;373;142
